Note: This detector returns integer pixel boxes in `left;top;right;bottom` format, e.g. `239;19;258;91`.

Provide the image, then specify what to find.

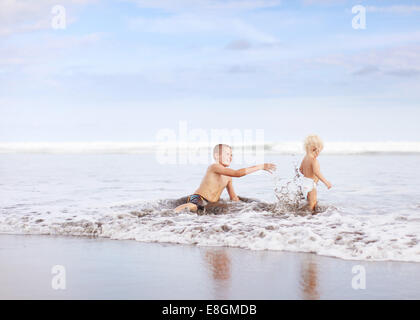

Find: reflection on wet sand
300;255;320;300
203;249;232;299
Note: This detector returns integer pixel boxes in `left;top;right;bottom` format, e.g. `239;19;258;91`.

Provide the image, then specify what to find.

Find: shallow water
2;234;419;299
0;154;419;262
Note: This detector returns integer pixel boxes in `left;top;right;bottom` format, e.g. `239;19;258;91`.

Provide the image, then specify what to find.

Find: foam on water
1;195;419;262
1;153;419;263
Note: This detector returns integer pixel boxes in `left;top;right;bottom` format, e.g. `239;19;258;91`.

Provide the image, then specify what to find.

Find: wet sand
0;234;419;300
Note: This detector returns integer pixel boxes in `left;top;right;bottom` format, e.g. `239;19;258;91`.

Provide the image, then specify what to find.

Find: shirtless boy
174;144;276;213
299;135;332;212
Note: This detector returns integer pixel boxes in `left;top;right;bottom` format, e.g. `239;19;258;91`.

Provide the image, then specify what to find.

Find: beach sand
0;234;419;300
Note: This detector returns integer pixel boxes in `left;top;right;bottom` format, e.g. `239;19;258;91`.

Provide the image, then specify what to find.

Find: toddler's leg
175;203;198;213
307;189;317;212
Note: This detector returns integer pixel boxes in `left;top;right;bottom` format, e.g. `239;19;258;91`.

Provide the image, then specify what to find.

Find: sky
0;0;419;142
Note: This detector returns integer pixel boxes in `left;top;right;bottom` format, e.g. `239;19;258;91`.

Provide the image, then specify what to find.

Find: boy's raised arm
212;163;276;177
313;160;332;189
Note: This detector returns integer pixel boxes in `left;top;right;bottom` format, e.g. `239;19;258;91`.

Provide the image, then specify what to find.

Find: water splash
273;157;308;214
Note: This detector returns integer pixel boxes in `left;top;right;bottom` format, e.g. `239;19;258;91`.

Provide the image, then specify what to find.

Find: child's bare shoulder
303;156;317;167
302;155;314;164
208;163;222;171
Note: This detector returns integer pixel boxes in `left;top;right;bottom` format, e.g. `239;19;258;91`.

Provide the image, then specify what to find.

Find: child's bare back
299;135;332;212
300;155;319;183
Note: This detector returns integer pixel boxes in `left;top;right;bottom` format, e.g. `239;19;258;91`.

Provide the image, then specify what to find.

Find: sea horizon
1;141;420;154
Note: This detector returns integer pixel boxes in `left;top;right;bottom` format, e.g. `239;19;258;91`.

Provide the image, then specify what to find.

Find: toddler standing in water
299;135;332;212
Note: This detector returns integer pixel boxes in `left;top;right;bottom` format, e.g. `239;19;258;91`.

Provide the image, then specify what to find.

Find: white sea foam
1;199;419;263
1;153;419;263
1;141;420;154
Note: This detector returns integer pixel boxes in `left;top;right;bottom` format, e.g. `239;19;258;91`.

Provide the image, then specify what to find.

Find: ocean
1;142;419;263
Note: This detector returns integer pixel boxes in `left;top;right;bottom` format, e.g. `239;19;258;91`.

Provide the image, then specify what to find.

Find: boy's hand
263;163;276;173
326;181;332;189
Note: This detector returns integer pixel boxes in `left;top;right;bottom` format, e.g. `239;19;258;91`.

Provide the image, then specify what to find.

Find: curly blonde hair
304;135;324;154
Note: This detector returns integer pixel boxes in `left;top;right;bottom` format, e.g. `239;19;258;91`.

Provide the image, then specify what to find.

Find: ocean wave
1;141;420;154
1;198;419;263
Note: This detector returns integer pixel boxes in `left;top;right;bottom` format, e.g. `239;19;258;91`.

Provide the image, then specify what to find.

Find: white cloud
312;43;420;76
127;0;282;11
0;32;105;82
130;14;278;43
331;30;420;52
0;19;48;36
366;5;420;14
302;0;347;5
205;0;282;10
0;0;95;36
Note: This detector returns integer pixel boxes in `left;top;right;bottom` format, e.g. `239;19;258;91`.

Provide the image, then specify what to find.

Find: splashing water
273;158;308;214
272;158;333;215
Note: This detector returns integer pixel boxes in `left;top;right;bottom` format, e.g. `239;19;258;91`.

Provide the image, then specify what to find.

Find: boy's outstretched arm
313;160;332;189
212;163;276;177
226;179;240;201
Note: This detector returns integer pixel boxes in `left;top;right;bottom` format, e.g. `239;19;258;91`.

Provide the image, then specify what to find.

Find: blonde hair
304;135;324;154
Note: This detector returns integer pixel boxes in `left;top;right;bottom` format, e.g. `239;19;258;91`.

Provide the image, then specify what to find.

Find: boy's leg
307;189;317;212
175;203;198;213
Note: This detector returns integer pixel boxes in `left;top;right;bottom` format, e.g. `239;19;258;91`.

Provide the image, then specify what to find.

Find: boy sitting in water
299;135;332;212
175;144;276;213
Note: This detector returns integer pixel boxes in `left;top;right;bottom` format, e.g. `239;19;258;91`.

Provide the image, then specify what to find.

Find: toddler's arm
313;160;332;189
